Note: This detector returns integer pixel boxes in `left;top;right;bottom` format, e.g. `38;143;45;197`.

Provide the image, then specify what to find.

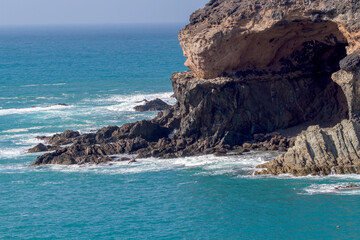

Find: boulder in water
134;98;171;112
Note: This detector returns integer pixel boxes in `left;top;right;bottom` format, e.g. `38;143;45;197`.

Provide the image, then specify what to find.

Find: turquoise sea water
1;25;360;239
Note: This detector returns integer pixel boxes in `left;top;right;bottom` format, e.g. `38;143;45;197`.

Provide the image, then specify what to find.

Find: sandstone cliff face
179;0;360;79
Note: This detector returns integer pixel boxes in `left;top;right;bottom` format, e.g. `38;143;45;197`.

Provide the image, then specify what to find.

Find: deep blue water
1;25;360;240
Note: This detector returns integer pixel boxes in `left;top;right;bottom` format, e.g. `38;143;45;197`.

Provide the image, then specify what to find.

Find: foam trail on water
35;97;62;100
0;163;29;174
303;183;360;195
0;105;73;116
0;148;27;159
2;126;44;133
20;83;66;87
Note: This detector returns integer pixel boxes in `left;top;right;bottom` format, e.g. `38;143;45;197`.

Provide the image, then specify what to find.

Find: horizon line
0;22;189;28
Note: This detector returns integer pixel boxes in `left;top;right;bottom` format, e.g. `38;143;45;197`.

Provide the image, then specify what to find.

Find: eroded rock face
256;54;360;175
256;119;360;176
179;0;360;79
171;70;347;143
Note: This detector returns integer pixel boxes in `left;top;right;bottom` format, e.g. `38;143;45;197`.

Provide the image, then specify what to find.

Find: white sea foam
0;131;56;159
303;183;360;195
0;104;73;116
85;91;175;112
0;162;34;174
2;126;44;133
0;148;27;159
0;97;19;100
35;97;62;100
42;83;66;86
20;84;39;87
106;91;175;104
33;152;277;176
21;83;66;87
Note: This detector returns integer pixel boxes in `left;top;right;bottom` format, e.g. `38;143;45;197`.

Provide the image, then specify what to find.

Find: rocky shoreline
29;118;294;166
28;0;360;176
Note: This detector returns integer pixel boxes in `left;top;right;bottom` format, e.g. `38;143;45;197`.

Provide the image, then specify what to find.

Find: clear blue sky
0;0;209;26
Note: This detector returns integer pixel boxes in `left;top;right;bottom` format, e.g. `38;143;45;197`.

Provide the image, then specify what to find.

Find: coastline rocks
241;133;295;152
27;143;59;153
28;143;49;153
38;130;80;146
29;117;293;166
256;120;360;176
28;0;360;176
134;98;171;112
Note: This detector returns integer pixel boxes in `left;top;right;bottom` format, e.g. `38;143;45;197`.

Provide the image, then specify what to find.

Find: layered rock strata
258;53;360;175
256;119;360;176
30;0;360;176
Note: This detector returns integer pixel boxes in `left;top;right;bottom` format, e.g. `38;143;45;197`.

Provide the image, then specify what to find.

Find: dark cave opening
279;38;349;128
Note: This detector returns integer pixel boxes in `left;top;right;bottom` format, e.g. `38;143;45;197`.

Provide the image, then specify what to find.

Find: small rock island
29;0;360;176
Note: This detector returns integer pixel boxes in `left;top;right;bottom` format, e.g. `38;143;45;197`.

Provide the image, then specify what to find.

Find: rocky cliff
30;0;360;176
179;0;360;79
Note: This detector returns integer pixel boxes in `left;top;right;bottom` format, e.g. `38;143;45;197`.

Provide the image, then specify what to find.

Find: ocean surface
0;24;360;239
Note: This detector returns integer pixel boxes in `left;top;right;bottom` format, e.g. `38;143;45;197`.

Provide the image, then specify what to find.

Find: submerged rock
334;184;360;190
134;98;171;112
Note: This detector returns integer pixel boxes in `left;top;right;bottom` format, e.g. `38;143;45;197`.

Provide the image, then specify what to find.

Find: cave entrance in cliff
234;20;350;131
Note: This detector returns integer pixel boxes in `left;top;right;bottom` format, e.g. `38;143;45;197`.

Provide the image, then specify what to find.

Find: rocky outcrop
134;98;171;112
27;143;59;153
179;0;360;79
256;119;360;176
256;50;360;175
29;1;360;175
36;130;80;146
170;70;347;143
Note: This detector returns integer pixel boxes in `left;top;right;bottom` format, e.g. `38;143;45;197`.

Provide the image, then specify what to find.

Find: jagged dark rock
28;143;49;153
134;98;171;112
42;130;80;146
27;143;59;153
29;0;360;176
